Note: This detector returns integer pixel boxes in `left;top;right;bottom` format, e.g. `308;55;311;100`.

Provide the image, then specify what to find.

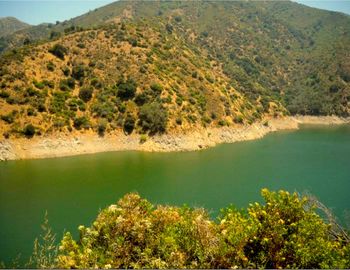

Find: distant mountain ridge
0;17;30;37
0;1;349;139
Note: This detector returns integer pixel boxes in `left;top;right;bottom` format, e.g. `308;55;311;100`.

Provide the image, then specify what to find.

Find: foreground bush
55;189;350;269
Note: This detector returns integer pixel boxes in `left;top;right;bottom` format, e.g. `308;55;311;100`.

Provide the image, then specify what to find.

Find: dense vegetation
19;189;350;269
0;1;349;139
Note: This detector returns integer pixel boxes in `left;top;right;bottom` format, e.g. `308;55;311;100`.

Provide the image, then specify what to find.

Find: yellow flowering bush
55;190;350;269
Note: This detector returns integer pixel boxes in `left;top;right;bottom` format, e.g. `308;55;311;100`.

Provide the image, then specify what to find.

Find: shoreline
0;115;349;161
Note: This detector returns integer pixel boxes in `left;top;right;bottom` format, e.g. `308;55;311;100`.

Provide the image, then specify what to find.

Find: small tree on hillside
123;114;135;135
48;44;67;60
138;102;167;135
79;87;93;102
116;78;137;100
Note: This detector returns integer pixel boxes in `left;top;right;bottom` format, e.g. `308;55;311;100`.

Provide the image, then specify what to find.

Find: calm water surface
1;125;350;264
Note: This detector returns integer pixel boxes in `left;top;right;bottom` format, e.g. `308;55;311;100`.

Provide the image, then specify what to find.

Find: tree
97;120;107;137
73;116;89;130
71;64;86;81
123;114;135;135
23;124;35;138
138;102;168;134
134;92;150;106
48;44;67;60
79;87;93;102
116;78;137;100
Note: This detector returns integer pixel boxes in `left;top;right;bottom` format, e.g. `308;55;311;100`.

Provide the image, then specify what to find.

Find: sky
0;0;349;26
293;0;350;15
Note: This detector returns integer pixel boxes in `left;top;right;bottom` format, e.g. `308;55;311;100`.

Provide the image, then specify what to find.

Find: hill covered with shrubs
0;1;349;139
27;189;350;269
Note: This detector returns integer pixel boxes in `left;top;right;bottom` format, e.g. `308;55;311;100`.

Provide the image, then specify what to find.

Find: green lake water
0;124;350;264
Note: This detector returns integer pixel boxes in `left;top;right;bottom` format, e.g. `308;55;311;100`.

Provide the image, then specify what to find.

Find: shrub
218;119;227;126
166;23;173;33
0;90;10;98
90;78;102;89
174;16;182;22
176;96;183;106
23;124;35;137
3;131;10;139
27;107;36;116
128;38;138;47
123;114;135;135
25;87;40;97
73;116;89;130
234;115;244;124
62;67;70;76
1;110;17;124
33;80;45;90
42;80;55;89
56;189;350;269
49;92;68;114
47;61;55;71
134;92;150;106
79;87;93;102
226;189;345;269
97;120;107;136
176;117;182;125
48;44;67;60
139;134;148;143
116;78;137;100
139;102;168;134
150;83;163;96
71;64;86;81
59;78;75;91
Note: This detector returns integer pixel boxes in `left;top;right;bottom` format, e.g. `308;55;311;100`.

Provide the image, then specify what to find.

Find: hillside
0;17;30;37
0;1;349;139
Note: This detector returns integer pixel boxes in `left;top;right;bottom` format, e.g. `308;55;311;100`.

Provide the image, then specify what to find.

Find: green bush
79;87;93;102
59;78;75;91
150;83;163;96
116;78;137;100
97;120;107;136
23;124;35;137
49;92;69;114
27;107;36;116
139;134;148;143
90;78;102;89
72;64;86;81
56;189;350;269
138;102;168;134
62;67;70;77
234;115;244;124
0;90;10;98
135;92;150;106
73;116;90;130
1;110;17;124
33;80;45;90
123;114;135;135
25;87;40;97
48;44;67;60
47;61;55;71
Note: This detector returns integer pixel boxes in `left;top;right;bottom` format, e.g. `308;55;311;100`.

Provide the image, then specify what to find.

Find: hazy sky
0;0;349;26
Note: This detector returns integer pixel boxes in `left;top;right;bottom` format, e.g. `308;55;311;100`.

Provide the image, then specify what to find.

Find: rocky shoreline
0;116;349;161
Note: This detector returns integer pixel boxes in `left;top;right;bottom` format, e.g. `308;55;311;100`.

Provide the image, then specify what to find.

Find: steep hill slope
1;20;278;138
